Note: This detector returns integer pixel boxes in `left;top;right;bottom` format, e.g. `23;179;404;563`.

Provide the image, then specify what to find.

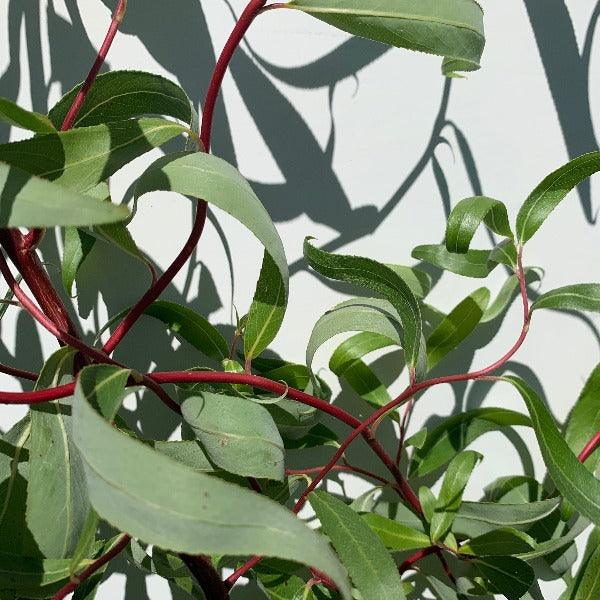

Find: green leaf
446;196;512;253
305;240;423;372
309;491;405;600
0;97;55;133
307;298;402;375
516;152;600;243
181;391;285;481
385;264;432;298
565;363;600;471
531;284;600;313
144;301;229;362
430;450;480;542
73;366;351;597
69;510;99;576
287;0;485;77
426;287;490;370
419;487;437;524
62;227;97;294
481;269;542;323
411;408;531;477
412;244;496;278
569;534;600;600
360;513;431;551
245;251;287;361
461;528;536;556
150;441;214;473
473;555;534;600
136;151;288;359
27;348;90;559
0;162;129;228
283;424;339;450
503;376;600;527
330;332;395;412
48;70;193;129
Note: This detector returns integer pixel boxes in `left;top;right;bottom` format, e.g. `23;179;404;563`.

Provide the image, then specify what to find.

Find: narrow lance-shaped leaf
48;70;193;129
412;244;495;278
286;0;485;77
305;240;424;373
72;366;351;597
531;284;600;313
426;287;490;370
0;97;55;133
0;118;188;193
411;408;531;477
517;152;600;243
445;196;512;254
135;151;288;360
27;347;90;559
502;376;600;527
309;491;406;600
460;528;536;556
181;391;285;481
360;513;431;551
473;555;534;600
0;163;129;228
430;450;480;541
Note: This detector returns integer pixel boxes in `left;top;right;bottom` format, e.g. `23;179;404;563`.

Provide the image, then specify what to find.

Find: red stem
52;534;131;600
578;431;600;463
0;363;38;381
286;464;393;488
102;0;267;355
60;0;128;131
398;546;438;575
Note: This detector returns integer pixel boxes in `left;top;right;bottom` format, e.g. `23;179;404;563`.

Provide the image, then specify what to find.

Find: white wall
1;1;599;598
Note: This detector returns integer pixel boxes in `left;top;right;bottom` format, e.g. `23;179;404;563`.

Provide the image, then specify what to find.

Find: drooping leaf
460;528;536;556
48;70;193;129
446;196;512;253
503;376;600;527
411;408;531;477
62;227;97;294
0;97;55;133
360;513;430;551
426;287;490;370
143;301;229;362
0;162;129;228
412;244;496;278
181;391;285;481
385;264;432;298
309;491;405;600
481;269;542;323
287;0;485;77
135;151;288;360
430;450;480;541
72;366;351;597
516;152;600;244
565;363;600;471
473;555;534;600
0;118;188;193
531;284;600;313
305;240;423;372
27;348;90;559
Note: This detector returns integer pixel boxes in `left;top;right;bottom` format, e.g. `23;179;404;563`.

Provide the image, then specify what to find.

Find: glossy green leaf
305;240;423;371
517;152;600;243
385;265;432;298
430;450;480;541
411;408;531;477
0;118;188;193
307;298;402;374
330;332;395;412
181;391;285;481
62;227;97;294
48;70;193;129
503;376;600;527
461;528;536;556
73;366;351;597
446;196;512;253
287;0;485;77
0;162;129;228
426;287;490;370
412;244;496;278
309;491;405;600
481;269;542;323
27;348;90;559
144;301;229;362
136;151;288;360
419;487;437;524
518;516;589;561
360;513;430;551
0;97;55;133
531;284;600;313
565;363;600;471
474;555;534;600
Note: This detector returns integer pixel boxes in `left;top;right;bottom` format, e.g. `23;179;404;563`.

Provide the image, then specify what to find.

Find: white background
1;1;600;598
